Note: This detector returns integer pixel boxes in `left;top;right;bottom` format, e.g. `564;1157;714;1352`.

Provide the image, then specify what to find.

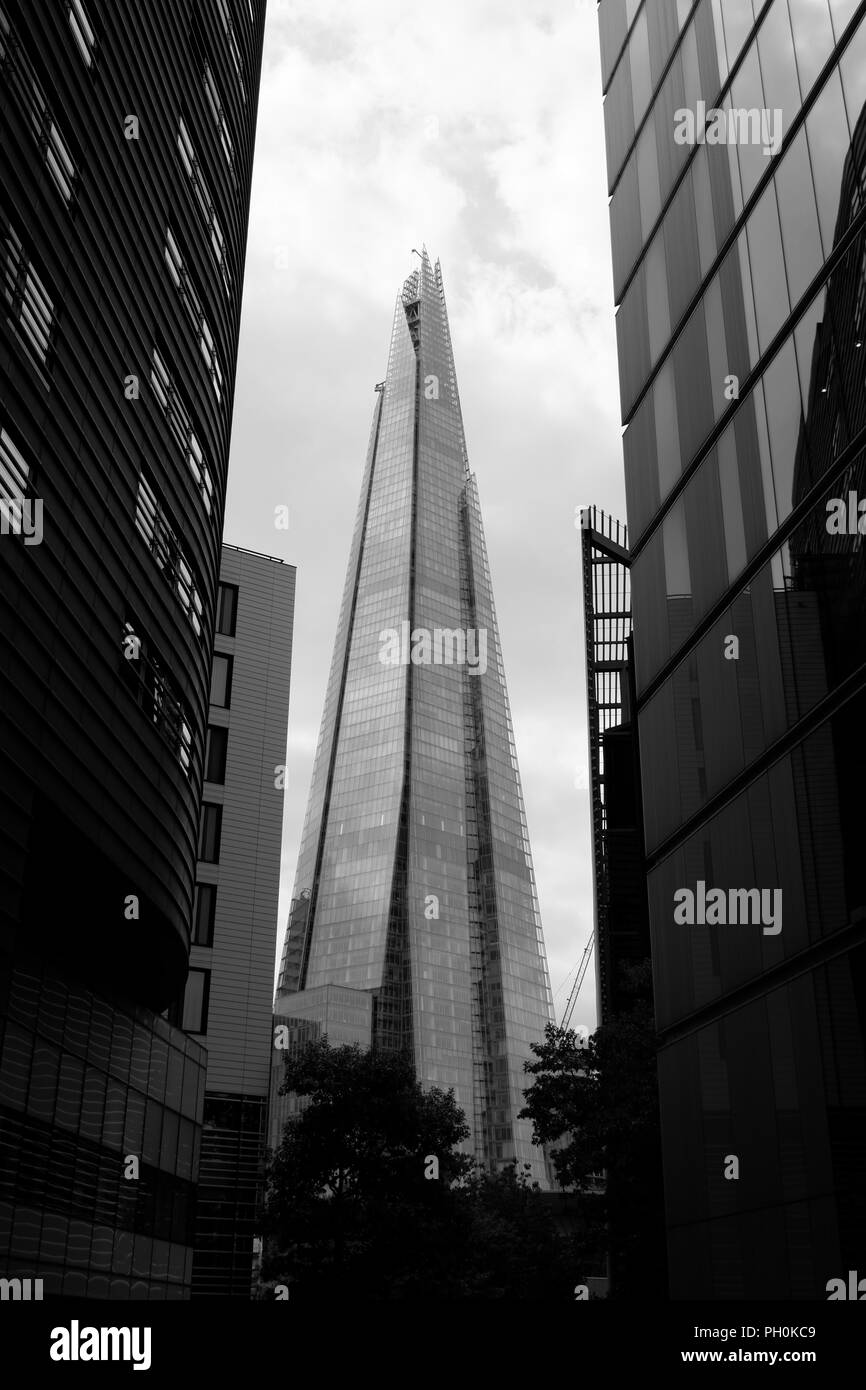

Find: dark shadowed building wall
598;0;866;1297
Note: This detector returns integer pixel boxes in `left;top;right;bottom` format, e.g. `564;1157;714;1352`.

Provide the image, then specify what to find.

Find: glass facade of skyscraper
278;251;555;1183
599;0;866;1295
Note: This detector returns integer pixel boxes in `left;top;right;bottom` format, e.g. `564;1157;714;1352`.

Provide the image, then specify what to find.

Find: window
151;348;215;515
177;117;232;296
121;620;193;776
215;0;246;98
192;883;217;946
67;0;95;66
204;63;235;170
204;725;228;782
210;653;233;708
215;582;238;635
2;221;54;367
198;803;222;862
1;7;77;204
182;968;210;1033
164;228;224;401
135;472;204;636
0;427;29;519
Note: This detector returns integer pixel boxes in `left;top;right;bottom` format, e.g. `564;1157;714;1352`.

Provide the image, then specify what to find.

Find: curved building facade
0;0;266;1295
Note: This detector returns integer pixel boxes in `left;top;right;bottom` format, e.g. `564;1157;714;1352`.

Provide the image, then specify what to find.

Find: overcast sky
224;0;627;1034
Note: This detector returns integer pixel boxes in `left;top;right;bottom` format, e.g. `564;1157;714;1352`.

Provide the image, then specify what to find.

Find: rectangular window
1;7;78;204
210;653;233;708
215;0;246;98
177;117;232;296
164;228;224;401
182;968;210;1033
67;0;96;66
215;582;238;635
204;725;228;782
204;64;235;170
0;427;29;518
135;472;204;637
2;221;54;367
192;883;217;946
198;803;222;863
121;620;193;777
151;348;215;515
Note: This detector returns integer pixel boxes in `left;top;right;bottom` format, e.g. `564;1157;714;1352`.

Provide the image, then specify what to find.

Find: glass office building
278;251;555;1183
598;0;866;1296
268;985;374;1155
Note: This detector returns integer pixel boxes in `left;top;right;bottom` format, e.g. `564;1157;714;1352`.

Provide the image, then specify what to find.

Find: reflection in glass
276;252;555;1186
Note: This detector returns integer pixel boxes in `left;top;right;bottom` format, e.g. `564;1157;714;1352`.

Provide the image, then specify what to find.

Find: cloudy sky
224;0;627;1033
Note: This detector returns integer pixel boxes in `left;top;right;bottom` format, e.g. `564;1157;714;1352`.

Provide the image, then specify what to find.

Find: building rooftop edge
221;541;295;568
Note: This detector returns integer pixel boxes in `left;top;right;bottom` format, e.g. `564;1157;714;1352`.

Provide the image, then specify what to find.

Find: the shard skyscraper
277;250;555;1184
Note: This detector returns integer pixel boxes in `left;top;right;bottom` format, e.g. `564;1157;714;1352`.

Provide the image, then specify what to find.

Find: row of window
2;406;214;783
185;571;244;1020
2;218;54;369
2;233;222;545
215;0;246;104
2;1;240;390
135;472;205;637
177;117;232;297
149;349;214;526
153;0;246;857
121;620;193;777
203;63;236;175
164;227;224;402
121;600;237;776
2;449;238;777
65;0;255;126
616;17;865;421
5;3;248;1051
3;404;211;663
0;424;29;512
68;0;95;67
124;577;236;790
608;0;857;304
0;4;77;204
2;3;233;664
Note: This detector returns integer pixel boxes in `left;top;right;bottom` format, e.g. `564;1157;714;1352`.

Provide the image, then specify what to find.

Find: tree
454;1163;579;1300
261;1038;582;1300
262;1039;473;1299
519;967;666;1297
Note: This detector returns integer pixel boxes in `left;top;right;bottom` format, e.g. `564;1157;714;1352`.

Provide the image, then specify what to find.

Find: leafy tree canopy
261;1038;583;1300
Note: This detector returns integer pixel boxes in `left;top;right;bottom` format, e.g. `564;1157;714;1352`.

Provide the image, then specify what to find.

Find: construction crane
561;930;595;1029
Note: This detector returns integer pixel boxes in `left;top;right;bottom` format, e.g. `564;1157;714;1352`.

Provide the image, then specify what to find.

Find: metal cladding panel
0;0;267;1008
198;547;294;1098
